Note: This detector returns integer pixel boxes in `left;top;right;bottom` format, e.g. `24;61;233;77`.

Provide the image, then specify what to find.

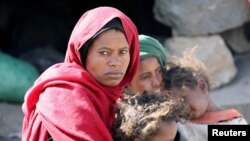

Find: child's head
164;48;212;119
112;91;189;141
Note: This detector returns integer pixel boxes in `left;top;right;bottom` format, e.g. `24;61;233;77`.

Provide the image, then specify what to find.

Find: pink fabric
190;109;242;124
22;7;139;141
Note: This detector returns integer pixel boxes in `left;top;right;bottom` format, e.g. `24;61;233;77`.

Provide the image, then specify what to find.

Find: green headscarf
139;34;167;70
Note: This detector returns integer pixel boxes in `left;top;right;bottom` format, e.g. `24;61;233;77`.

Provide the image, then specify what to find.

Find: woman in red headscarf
22;6;139;141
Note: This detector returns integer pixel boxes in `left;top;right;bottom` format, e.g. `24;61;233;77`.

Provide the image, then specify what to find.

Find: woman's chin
102;80;121;87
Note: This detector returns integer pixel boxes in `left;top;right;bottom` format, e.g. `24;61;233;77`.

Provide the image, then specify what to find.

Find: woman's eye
157;68;162;74
141;75;150;80
100;51;109;55
120;49;128;54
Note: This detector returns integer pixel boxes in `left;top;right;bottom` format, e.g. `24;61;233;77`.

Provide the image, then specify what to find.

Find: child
164;48;248;141
112;91;190;141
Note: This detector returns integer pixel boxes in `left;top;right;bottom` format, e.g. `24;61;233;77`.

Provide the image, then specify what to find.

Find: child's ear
198;79;208;95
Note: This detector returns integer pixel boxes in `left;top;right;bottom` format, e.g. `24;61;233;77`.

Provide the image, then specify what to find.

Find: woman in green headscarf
126;34;167;94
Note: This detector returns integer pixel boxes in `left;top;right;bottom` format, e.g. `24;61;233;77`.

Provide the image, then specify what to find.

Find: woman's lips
105;72;123;79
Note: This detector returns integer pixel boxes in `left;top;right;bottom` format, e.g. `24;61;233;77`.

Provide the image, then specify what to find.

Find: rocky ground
0;52;250;141
0;102;22;141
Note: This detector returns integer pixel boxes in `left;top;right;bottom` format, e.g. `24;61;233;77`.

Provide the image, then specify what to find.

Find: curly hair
112;91;190;141
164;47;211;91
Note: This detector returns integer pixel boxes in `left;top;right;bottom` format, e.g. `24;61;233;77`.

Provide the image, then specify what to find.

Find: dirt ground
0;52;250;141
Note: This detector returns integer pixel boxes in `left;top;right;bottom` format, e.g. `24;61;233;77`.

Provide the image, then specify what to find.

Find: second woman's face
128;56;163;94
86;29;130;87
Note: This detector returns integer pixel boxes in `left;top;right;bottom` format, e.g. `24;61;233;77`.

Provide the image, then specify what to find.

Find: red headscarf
22;7;139;141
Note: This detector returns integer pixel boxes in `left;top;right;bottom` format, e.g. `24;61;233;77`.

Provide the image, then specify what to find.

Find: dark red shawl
22;7;139;141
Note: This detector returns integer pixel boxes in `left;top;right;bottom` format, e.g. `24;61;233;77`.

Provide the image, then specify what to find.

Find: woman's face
128;56;163;94
86;29;130;86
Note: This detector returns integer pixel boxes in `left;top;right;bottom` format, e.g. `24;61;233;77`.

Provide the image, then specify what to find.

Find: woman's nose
152;76;162;88
108;55;122;67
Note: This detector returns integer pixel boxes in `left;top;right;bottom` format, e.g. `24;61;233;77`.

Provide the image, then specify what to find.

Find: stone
153;0;250;36
165;35;237;89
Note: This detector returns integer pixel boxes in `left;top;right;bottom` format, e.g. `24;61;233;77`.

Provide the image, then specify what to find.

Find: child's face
172;85;209;119
149;120;177;141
